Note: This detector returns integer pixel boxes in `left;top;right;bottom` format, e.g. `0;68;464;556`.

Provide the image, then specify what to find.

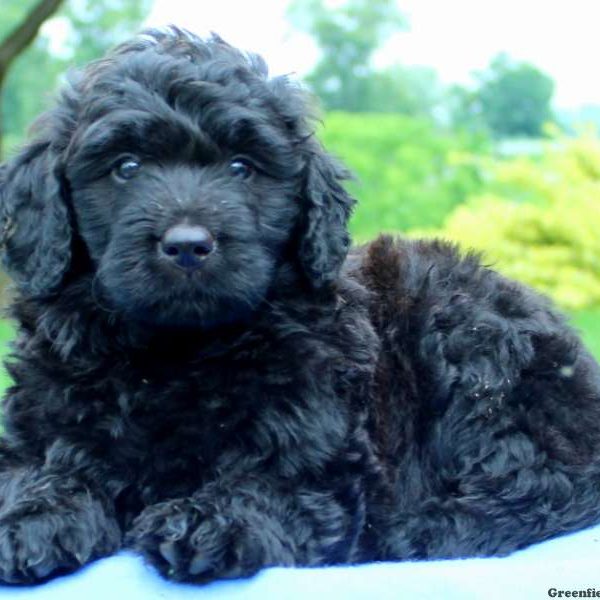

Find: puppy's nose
160;224;215;270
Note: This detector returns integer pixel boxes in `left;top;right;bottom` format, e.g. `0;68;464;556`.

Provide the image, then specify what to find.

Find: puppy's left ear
298;145;355;288
0;141;72;297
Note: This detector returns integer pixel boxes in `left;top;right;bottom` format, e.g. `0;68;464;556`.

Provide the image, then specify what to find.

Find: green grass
570;310;600;360
0;320;14;395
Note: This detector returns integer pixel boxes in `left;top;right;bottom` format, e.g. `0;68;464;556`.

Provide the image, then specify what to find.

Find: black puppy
0;28;599;585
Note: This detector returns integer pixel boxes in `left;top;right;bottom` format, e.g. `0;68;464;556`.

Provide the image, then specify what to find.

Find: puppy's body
1;29;600;584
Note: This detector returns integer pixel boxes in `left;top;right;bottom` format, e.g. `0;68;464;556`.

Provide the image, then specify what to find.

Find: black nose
160;224;215;270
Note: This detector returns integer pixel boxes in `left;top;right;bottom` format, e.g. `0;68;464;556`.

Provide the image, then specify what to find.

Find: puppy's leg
0;444;122;584
380;271;600;559
381;428;600;559
127;474;364;583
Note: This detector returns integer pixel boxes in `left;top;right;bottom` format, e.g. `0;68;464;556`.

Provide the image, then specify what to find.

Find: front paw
127;498;294;583
0;497;121;584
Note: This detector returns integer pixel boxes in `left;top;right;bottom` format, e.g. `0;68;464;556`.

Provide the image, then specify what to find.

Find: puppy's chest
98;364;265;446
72;353;315;477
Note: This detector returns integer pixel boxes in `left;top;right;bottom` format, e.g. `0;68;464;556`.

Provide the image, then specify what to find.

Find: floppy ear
298;145;355;289
0;141;72;297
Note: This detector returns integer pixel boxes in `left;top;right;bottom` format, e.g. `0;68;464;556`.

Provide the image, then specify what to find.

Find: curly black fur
0;28;600;585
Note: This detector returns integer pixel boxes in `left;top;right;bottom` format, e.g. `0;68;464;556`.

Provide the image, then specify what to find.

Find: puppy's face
65;87;302;328
0;30;354;331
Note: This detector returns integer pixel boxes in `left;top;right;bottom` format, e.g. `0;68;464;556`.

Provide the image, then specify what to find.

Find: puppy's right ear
0;141;72;297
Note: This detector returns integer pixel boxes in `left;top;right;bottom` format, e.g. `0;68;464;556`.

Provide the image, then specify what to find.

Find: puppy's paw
0;498;121;584
127;497;293;583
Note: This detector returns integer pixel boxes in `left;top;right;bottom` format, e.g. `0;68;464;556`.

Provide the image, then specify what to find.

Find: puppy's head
0;28;354;328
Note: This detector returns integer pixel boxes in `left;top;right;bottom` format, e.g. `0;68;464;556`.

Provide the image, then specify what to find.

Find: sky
142;0;600;109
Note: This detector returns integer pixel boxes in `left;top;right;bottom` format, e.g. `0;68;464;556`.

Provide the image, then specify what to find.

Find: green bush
0;320;14;396
420;130;600;311
2;134;22;159
318;112;489;241
571;310;600;360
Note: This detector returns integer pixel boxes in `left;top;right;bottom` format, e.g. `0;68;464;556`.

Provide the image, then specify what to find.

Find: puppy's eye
229;159;254;179
112;157;142;182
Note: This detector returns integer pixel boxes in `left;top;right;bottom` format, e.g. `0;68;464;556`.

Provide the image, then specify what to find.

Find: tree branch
0;0;65;73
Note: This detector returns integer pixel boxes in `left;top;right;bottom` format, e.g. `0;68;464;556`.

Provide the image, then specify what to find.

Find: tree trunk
0;0;65;161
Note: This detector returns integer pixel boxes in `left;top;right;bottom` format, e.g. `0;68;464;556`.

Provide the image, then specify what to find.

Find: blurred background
1;0;599;393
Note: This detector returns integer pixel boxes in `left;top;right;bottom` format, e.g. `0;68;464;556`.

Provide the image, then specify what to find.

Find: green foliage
0;320;14;397
3;38;64;142
60;0;153;66
356;64;444;118
453;54;555;138
318;112;488;240
571;310;600;360
1;0;152;148
289;0;417;113
423;130;600;310
3;133;23;158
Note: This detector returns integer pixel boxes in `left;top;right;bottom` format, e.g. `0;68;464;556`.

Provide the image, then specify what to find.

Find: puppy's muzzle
159;224;215;272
